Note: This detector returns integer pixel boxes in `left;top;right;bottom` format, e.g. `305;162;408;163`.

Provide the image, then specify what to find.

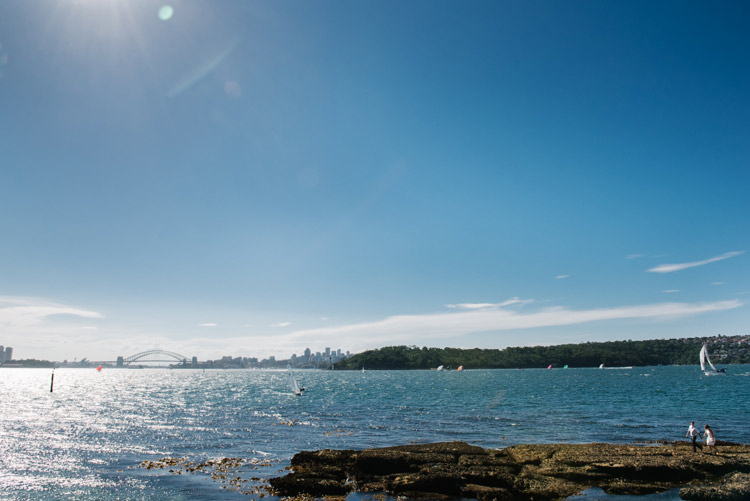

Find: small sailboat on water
700;343;727;376
287;364;305;395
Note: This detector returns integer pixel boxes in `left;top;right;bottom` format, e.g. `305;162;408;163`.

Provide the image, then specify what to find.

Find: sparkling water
1;366;748;499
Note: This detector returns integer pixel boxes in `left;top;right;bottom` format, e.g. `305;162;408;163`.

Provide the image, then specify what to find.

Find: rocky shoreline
269;441;750;500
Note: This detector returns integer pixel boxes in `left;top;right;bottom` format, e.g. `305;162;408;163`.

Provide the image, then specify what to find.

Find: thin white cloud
281;299;741;352
271;322;292;327
0;296;103;327
199;323;217;327
647;251;745;274
445;298;533;310
712;282;726;286
662;290;679;294
555;275;570;280
626;254;645;260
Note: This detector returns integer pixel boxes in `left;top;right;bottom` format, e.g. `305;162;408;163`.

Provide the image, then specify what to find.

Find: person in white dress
703;424;716;454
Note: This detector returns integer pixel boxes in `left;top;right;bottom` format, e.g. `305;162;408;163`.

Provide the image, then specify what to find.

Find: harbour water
1;365;748;500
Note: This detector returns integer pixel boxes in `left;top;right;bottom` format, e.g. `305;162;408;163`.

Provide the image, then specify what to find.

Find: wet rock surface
269;441;750;500
139;456;277;497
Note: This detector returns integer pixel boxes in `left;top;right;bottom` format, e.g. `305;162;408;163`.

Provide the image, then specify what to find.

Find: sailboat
287;364;304;395
700;343;727;376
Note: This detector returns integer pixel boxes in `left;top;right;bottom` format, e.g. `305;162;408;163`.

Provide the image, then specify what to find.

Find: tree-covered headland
334;335;750;370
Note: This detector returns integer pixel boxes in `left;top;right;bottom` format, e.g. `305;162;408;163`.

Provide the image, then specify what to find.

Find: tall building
4;347;12;362
0;346;4;363
304;347;311;360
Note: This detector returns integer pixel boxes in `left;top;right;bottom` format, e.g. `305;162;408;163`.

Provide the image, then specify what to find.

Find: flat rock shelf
269;441;750;500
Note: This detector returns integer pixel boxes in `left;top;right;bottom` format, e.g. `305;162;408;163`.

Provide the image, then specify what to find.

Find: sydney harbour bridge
113;350;195;367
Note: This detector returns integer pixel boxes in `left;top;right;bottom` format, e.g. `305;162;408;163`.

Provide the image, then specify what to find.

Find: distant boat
362;367;365;373
563;365;568;369
96;365;102;372
287;365;304;395
457;365;463;371
436;365;444;371
700;343;727;376
599;363;605;369
547;364;552;370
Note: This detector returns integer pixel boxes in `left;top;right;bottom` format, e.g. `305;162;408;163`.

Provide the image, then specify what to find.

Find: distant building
304;347;311;360
116;356;124;367
0;346;4;363
4;347;12;362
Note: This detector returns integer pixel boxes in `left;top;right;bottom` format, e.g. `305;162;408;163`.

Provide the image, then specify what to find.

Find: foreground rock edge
268;441;750;500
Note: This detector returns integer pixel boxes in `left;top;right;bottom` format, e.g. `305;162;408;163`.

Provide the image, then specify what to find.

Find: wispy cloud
712;282;726;286
555;275;570;280
626;254;645;260
662;289;679;294
271;322;292;327
281;299;741;352
199;323;217;327
0;296;103;327
647;251;745;274
445;298;533;310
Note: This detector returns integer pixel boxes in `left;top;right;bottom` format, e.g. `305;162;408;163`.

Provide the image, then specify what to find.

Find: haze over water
1;366;748;499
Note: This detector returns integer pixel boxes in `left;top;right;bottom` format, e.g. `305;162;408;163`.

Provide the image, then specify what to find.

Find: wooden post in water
50;369;55;392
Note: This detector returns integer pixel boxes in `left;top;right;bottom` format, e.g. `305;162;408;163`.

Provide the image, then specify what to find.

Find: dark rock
680;472;750;501
269;441;750;500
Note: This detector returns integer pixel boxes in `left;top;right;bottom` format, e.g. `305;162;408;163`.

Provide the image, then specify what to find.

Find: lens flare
158;5;174;21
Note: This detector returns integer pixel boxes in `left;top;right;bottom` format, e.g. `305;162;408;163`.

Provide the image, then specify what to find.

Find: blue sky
1;0;748;362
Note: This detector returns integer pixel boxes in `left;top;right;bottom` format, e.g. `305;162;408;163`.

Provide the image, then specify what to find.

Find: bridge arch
123;350;189;365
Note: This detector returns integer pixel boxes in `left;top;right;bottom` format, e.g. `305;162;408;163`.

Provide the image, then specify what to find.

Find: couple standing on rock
687;421;716;453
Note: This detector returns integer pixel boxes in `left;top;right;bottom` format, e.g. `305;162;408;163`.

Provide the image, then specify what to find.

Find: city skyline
0;1;748;361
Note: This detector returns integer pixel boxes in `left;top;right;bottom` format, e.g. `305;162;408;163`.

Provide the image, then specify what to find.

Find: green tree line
335;337;749;370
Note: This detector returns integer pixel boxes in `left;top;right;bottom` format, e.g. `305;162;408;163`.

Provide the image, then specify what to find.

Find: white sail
287;365;302;395
700;343;726;375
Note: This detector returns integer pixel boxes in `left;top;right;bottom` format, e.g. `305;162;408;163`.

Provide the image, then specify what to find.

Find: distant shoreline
335;336;750;370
